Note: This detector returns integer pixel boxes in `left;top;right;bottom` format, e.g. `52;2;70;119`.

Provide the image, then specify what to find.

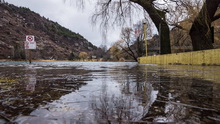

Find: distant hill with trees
0;2;97;60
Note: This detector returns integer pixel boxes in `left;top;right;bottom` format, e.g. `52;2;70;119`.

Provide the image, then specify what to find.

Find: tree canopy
71;0;220;54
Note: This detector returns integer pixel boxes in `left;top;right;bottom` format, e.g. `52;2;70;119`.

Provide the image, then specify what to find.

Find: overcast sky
4;0;123;48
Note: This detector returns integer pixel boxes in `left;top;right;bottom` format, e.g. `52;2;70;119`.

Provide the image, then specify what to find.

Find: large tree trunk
189;0;220;51
131;0;171;54
160;21;171;54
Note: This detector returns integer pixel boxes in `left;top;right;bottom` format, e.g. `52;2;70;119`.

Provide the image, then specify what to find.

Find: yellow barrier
139;49;220;65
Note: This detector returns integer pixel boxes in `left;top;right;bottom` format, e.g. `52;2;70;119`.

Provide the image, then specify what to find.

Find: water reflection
0;62;220;124
89;65;159;124
140;65;220;123
0;62;92;123
25;66;37;92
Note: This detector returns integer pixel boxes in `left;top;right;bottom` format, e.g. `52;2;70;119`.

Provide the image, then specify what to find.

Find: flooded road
0;62;220;124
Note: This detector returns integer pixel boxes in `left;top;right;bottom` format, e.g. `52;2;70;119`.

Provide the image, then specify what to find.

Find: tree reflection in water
91;93;132;124
1;62;220;123
143;75;220;123
90;65;159;124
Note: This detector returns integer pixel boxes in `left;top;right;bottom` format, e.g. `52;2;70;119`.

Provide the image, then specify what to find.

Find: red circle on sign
27;36;33;42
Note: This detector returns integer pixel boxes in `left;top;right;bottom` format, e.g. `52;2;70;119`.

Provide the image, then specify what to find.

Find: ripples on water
0;61;220;124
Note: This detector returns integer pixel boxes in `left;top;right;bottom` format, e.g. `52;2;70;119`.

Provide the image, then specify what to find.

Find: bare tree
90;0;171;54
165;0;203;52
165;0;220;51
165;0;203;29
68;0;220;53
117;27;138;61
190;0;220;51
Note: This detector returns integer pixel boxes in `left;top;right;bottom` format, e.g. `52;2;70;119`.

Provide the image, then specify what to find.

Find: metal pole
29;50;32;64
143;23;147;56
159;23;161;54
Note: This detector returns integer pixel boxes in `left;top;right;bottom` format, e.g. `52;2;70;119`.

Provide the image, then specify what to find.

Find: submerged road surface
0;61;220;124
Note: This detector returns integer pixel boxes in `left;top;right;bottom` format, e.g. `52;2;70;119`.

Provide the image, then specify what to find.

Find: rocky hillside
0;2;97;60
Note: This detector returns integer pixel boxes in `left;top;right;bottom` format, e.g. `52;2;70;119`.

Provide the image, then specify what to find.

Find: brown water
0;62;219;124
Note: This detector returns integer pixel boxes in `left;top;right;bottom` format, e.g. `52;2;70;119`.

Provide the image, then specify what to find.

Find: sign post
143;22;148;56
29;50;32;64
25;35;36;64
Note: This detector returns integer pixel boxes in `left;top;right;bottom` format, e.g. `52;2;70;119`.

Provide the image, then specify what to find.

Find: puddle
0;62;220;123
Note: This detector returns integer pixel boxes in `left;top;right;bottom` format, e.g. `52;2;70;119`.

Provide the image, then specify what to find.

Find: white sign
25;35;36;49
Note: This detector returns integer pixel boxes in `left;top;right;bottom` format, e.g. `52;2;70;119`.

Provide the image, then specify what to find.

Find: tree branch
212;13;220;22
169;23;188;31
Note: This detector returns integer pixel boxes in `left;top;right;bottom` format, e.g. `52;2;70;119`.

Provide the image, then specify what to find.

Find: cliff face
0;2;97;60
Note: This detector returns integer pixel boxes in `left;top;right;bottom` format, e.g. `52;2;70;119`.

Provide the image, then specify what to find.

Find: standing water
0;61;220;124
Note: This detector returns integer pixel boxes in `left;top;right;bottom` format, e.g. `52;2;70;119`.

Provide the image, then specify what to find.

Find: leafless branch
213;13;220;22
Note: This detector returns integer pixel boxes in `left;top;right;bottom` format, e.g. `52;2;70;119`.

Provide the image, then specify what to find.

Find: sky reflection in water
0;62;220;123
